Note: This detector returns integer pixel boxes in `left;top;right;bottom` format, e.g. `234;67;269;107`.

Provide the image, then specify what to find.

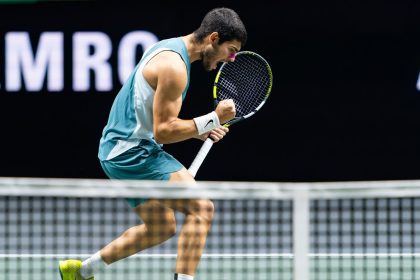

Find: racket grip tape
188;138;214;178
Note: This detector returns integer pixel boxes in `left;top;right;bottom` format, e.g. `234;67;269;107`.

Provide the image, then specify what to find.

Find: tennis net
1;178;420;280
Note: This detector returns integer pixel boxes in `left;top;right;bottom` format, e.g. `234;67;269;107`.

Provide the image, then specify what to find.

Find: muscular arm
147;52;198;144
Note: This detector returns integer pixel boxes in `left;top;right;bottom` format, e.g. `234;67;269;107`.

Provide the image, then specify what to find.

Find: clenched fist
215;99;236;124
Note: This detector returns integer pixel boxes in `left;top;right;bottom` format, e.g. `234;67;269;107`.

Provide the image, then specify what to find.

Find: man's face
202;39;241;72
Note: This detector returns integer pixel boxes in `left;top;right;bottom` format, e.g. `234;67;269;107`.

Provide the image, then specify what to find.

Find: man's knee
188;199;215;224
145;214;177;238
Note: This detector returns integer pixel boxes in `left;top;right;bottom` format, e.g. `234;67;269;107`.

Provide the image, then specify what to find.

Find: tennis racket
188;51;273;177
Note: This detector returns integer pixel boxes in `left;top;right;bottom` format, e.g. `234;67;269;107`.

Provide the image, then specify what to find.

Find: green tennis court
2;254;420;280
1;254;290;280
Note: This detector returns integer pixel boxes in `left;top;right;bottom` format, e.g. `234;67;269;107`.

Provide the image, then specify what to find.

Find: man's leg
101;167;213;278
161;198;214;277
155;168;215;277
99;200;177;264
65;201;177;279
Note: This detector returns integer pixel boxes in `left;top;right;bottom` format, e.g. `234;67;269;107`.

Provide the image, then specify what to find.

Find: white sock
175;273;194;280
79;251;108;278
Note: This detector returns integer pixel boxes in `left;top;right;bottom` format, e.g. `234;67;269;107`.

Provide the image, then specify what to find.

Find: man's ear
208;32;219;45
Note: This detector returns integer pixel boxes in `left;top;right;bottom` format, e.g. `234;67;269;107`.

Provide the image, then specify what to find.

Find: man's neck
182;34;204;63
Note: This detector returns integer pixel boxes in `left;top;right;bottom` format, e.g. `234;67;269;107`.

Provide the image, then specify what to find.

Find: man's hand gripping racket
188;51;273;177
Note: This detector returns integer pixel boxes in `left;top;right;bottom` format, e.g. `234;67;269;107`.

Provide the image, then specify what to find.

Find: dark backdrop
0;0;419;182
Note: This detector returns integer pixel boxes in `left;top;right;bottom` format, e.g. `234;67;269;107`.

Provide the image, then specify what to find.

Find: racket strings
216;54;271;118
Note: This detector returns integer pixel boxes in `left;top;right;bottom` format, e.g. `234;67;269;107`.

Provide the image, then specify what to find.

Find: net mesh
311;198;420;279
216;52;272;119
1;178;420;280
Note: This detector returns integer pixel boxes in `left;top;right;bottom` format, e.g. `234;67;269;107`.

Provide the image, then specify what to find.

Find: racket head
213;51;273;126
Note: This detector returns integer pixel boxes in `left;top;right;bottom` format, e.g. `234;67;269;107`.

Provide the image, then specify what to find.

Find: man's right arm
147;52;235;144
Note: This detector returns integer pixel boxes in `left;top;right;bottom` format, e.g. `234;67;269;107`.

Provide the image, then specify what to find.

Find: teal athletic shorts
100;139;183;208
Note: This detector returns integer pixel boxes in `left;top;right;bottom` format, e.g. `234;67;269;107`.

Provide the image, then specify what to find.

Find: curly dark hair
193;7;247;47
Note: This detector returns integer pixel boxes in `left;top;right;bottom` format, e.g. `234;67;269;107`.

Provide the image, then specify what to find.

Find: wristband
193;111;220;135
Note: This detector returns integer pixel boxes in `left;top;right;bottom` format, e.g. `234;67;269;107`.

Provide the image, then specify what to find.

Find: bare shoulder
155;51;187;73
143;51;188;93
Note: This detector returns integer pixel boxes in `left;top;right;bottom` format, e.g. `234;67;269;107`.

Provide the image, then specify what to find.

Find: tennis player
59;7;247;280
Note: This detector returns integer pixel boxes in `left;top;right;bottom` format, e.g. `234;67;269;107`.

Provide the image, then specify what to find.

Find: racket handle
188;138;214;178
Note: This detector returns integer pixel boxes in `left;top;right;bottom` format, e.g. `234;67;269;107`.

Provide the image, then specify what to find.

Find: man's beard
202;47;218;72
